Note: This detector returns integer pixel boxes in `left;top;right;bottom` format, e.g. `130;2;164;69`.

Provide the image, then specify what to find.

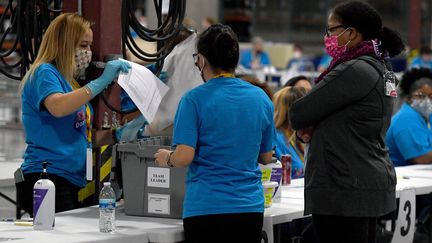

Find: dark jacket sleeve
289;59;381;130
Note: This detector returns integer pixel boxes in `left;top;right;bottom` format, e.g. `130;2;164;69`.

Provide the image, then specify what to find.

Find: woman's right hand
85;60;131;98
99;60;131;85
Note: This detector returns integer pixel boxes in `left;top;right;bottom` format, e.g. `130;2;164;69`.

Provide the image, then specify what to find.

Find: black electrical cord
0;0;22;79
0;0;62;80
100;0;186;115
121;0;186;74
101;90;128;114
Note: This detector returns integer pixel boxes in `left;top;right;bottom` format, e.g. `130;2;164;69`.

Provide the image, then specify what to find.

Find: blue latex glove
115;115;147;142
85;60;131;98
120;89;137;112
158;71;168;83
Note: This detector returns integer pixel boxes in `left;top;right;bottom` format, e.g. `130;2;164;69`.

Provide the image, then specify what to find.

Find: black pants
312;214;377;243
16;173;81;217
183;212;263;243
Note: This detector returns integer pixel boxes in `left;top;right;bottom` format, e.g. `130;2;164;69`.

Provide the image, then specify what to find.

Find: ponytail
379;26;405;57
213;31;239;69
197;24;239;71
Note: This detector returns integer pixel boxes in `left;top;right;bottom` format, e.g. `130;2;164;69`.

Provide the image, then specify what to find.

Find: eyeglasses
325;24;346;37
412;92;432;99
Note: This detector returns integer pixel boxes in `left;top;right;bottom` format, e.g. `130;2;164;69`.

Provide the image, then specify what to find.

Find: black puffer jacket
290;55;396;217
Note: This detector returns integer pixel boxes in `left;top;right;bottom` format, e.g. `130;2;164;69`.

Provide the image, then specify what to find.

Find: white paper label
86;147;93;181
392;188;416;243
147;167;170;188
148;193;170;215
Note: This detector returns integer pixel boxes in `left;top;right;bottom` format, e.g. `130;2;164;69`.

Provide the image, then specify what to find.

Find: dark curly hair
399;68;432;96
333;1;405;57
197;23;239;71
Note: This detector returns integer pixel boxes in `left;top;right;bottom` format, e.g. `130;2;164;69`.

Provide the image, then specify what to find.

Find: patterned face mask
74;48;92;75
411;98;432;119
324;28;351;58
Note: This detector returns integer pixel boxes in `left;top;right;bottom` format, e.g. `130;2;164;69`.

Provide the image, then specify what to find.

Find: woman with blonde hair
17;13;130;216
273;86;307;178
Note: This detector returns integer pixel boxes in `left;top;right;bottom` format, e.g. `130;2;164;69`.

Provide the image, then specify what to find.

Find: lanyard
71;80;92;145
213;73;235;79
286;130;305;163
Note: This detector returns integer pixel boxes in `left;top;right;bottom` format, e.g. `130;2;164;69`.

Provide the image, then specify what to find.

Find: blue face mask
411;98;432;119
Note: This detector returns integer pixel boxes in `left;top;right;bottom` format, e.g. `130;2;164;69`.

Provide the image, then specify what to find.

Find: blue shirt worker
272;86;308;179
240;36;271;69
386;68;432;166
410;46;432;70
17;13;130;217
154;24;275;243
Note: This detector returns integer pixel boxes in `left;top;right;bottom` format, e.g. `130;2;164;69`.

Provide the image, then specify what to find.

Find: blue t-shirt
21;63;87;187
386;103;432;166
240;49;271;69
318;54;332;70
409;57;432;69
274;130;304;178
173;77;275;218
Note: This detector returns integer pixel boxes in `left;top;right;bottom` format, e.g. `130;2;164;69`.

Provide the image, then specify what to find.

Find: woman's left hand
154;149;172;167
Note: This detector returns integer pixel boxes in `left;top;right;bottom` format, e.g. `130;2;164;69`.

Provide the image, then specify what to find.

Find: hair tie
371;39;382;57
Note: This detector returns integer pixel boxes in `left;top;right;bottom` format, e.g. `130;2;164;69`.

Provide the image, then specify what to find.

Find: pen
1;219;33;222
1;218;14;222
402;176;410;179
14;220;33;226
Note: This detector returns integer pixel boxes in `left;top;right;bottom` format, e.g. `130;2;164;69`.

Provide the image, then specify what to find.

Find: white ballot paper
117;59;169;123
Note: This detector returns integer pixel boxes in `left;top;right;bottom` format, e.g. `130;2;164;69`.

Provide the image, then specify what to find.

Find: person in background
282;76;312;166
273;87;307;178
117;19;196;140
409;46;432;69
283;75;312;91
16;13;130;216
201;16;216;30
240;36;271;69
385;68;432;241
286;44;315;71
154;24;275;243
386;68;432;166
317;53;332;72
289;1;404;242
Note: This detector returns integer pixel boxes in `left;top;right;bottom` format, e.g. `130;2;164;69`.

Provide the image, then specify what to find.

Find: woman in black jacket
289;1;405;243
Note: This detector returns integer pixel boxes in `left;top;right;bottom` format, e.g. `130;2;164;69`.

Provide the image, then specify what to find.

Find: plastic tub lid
262;181;278;188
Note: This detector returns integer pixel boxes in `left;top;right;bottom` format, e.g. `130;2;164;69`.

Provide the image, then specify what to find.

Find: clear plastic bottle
99;182;116;233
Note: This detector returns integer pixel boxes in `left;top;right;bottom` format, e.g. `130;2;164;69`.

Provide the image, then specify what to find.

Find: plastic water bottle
99;182;116;233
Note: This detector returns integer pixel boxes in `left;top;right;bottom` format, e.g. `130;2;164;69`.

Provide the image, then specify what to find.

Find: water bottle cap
103;182;111;186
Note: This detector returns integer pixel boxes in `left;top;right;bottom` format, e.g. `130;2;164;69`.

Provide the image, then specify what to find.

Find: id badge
384;70;397;97
86;146;93;181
